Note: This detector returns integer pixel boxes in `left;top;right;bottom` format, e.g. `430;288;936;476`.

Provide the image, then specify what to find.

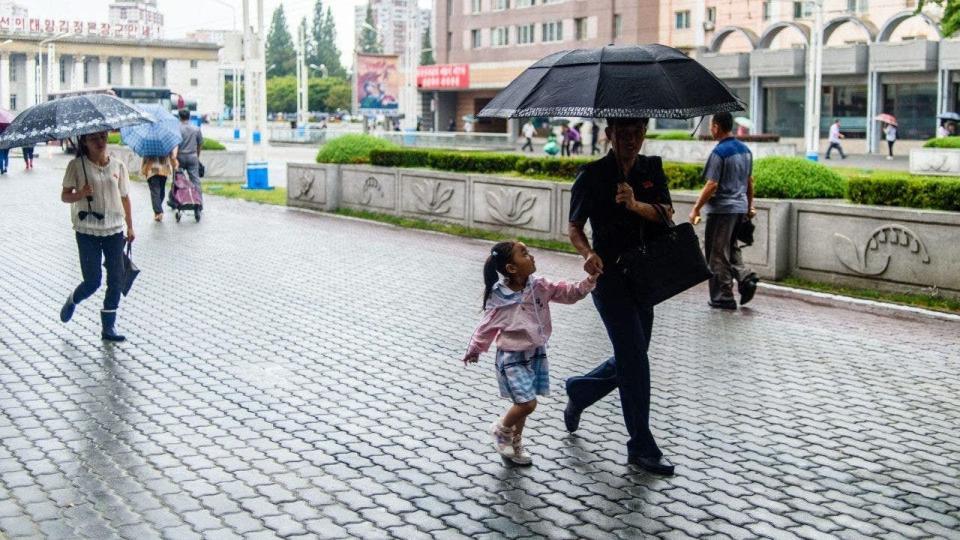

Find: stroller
170;168;203;222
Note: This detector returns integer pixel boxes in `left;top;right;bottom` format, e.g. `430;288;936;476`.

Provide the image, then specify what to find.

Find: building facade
0;33;220;115
108;0;164;37
355;0;431;56
426;0;660;132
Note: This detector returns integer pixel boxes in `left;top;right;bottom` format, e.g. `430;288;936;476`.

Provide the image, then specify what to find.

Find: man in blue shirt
689;112;758;310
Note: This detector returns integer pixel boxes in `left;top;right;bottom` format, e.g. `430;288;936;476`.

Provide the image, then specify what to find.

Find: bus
46;86;195;112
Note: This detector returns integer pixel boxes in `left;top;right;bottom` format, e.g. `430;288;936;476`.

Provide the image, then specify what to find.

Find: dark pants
22;147;34;163
521;137;533;152
567;271;661;458
179;153;201;188
705;213;756;304
887;140;895;157
147;175;167;215
826;142;845;159
0;149;8;172
72;232;125;311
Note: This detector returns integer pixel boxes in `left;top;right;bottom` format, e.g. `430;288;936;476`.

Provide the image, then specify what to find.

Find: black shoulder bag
617;204;712;307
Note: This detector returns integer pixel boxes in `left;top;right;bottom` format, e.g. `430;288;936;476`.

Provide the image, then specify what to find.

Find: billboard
355;54;401;117
417;64;470;90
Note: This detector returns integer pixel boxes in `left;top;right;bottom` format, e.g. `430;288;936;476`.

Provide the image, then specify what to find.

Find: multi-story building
427;0;660;133
0;1;27;19
108;0;164;38
355;0;430;56
680;0;944;149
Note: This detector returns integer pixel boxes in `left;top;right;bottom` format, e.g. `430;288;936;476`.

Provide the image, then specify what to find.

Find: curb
758;282;960;323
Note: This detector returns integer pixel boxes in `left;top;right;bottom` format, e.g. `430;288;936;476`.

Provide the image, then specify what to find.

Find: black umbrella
0;94;153;150
478;44;745;119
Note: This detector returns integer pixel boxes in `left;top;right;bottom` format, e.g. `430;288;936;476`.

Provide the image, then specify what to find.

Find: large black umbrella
478;44;745;119
0;94;153;150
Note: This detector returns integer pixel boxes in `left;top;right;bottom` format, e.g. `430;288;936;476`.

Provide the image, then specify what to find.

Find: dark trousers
22;147;34;163
826;142;845;159
887;140;895;157
567;271;661;458
72;232;125;311
0;149;8;172
521;137;533;152
705;213;756;303
179;153;201;187
147;175;167;215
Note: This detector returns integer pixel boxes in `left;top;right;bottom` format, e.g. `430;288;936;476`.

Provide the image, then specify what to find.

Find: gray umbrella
0;94;153;150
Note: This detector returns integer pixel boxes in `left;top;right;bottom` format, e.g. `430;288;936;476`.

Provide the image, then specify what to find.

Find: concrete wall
287;163;960;298
111;146;246;181
909;148;960;176
641;140;797;163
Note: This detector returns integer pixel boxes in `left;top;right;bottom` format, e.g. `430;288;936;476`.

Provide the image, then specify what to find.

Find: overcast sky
24;0;432;67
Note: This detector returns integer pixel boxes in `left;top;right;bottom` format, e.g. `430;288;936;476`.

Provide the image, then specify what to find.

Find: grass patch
201;182;287;205
777;276;960;314
334;207;577;254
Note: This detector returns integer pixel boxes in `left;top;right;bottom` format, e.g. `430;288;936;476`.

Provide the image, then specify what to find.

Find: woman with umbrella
121;104;182;222
0;93;152;342
876;113;898;160
0;108;14;174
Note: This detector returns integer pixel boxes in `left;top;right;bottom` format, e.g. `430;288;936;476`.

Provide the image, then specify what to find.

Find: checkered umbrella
120;104;182;157
0;94;153;150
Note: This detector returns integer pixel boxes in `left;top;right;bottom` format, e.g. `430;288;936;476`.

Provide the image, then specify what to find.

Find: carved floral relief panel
473;182;552;232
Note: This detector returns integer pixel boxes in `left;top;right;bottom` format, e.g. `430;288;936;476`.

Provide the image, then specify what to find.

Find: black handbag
736;215;755;246
198;162;205;178
121;243;140;297
617;204;712;306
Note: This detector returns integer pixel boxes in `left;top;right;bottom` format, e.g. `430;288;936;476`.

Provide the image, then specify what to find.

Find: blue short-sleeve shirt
703;137;752;214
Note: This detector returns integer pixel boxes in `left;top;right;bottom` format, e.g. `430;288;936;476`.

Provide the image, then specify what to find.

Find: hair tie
490;249;499;258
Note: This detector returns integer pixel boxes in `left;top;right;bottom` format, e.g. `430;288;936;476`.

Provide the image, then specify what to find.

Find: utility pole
401;2;420;131
242;0;271;188
296;23;308;131
804;0;824;161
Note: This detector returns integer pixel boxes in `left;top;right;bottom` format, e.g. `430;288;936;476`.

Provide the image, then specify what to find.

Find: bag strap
79;154;94;214
651;203;674;227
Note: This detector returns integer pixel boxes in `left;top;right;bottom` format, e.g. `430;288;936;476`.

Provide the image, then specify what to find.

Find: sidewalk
1;153;958;539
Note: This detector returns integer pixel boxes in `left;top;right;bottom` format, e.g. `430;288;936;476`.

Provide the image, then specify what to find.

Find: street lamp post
209;0;241;137
37;32;71;105
804;0;825;161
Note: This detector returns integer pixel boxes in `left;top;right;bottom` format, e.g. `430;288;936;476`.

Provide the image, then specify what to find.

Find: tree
916;0;960;37
309;1;346;79
358;4;383;54
265;5;296;77
308;77;352;112
266;76;297;113
420;23;435;66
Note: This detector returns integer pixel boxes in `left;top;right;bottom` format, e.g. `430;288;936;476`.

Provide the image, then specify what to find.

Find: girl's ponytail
482;241;516;310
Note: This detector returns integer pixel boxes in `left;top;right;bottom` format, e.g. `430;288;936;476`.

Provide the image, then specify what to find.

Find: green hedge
202;138;226;151
107;132;122;145
922;137;960;149
847;173;960;211
316;134;398;164
753;157;846;198
646;130;694;140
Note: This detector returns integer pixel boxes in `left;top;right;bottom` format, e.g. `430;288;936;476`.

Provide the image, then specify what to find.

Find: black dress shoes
739;277;759;306
708;300;738;310
628;455;675;476
563;403;581;433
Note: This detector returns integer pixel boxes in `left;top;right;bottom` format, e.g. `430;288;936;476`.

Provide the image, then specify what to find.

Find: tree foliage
420;24;434;66
309;1;346;79
359;4;383;54
265;5;296;77
916;0;960;37
263;76;352;113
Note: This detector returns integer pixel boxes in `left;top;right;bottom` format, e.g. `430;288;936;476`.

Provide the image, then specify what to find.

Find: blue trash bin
233;128;241;140
245;162;269;189
252;130;261;144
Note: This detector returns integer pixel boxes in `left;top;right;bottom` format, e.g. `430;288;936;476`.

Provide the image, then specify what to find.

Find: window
9;95;14;110
492;26;509;46
763;1;771;20
83;60;89;84
542;21;563;42
446;31;452;51
575;17;587;41
60;58;66;84
515;0;533;6
613;14;622;38
9;63;15;82
675;11;690;30
471;0;481;13
107;61;112;84
517;24;535;44
793;1;804;18
190;78;198;87
706;7;716;23
471;28;482;48
190;59;198;68
493;0;508;10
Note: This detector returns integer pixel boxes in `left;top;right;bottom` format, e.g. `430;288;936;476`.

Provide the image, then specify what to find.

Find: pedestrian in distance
0;146;8;174
142;148;178;222
590;122;601;155
543;133;560;156
689;112;759;310
177;109;203;190
463;240;597;466
884;122;897;160
58;131;135;342
447;118;456;131
560;125;572;156
570;122;583;155
521;120;536;152
825;119;846;160
21;145;35;169
565;117;676;476
937;121;949;138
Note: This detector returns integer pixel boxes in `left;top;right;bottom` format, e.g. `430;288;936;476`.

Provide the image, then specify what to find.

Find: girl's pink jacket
466;275;595;357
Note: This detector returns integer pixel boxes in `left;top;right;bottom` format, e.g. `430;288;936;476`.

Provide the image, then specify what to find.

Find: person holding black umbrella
58;131;135;342
565;117;676;476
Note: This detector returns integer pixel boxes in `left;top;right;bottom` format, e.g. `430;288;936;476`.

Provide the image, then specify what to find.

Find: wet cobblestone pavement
1;154;959;539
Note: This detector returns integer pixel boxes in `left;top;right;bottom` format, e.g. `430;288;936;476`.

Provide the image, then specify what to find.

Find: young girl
463;241;596;466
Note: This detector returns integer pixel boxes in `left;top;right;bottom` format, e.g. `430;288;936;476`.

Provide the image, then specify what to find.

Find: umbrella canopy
874;113;898;126
938;112;960;121
478;44;745;120
0;94;153;150
734;116;754;129
120;104;182;157
0;108;15;127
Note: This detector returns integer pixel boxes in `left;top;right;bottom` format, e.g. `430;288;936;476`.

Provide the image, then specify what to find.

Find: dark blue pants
566;270;661;459
72;232;125;311
0;149;8;172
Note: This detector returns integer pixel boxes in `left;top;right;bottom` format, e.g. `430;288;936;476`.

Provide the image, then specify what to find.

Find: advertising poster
355;54;401;117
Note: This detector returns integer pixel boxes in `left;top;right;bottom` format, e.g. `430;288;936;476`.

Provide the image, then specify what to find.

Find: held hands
462;353;479;366
586;272;599;284
583;251;604;276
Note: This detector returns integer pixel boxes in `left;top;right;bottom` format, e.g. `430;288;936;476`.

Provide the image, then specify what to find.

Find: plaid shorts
495;346;549;404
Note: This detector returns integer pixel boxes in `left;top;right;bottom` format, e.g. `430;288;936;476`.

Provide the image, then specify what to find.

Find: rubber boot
60;293;76;323
100;310;126;342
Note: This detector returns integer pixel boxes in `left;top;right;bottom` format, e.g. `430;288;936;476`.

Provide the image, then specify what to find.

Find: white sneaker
509;434;533;466
886;156;893;160
490;421;515;458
